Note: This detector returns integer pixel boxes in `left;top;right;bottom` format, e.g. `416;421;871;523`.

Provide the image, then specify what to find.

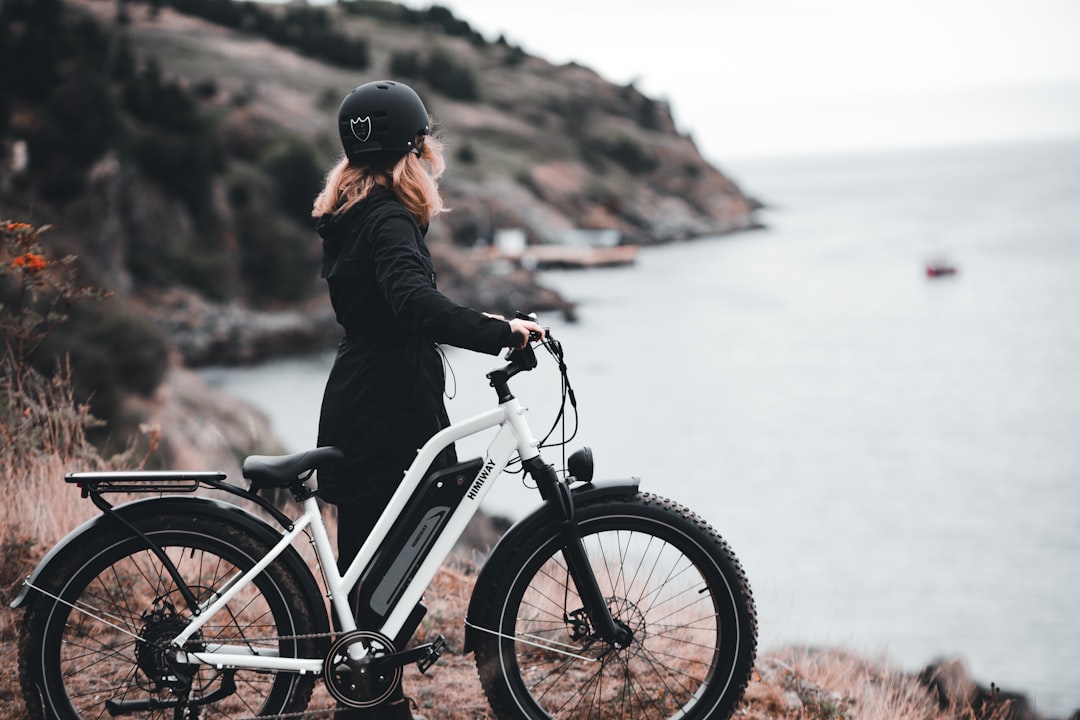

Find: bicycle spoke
475;496;757;720
23;518;321;720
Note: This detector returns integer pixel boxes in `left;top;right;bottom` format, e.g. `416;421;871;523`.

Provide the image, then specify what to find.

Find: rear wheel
473;493;757;720
19;512;321;719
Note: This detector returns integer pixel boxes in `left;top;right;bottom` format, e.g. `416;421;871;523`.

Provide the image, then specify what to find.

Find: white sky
401;0;1080;160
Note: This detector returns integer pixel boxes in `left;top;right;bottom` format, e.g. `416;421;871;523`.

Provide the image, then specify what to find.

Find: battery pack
356;457;484;628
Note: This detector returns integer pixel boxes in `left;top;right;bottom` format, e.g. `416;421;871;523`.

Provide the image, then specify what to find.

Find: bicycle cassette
323;630;402;708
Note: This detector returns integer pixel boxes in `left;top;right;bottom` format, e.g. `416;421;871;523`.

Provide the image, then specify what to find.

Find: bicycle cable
540;335;578;478
437;344;457;400
21;581;147;644
504;336;580;485
462;619;598;662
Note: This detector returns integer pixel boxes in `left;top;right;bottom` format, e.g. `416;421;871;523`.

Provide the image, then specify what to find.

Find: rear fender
463;478;640;653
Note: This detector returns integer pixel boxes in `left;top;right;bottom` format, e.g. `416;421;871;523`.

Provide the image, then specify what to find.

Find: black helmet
337;80;430;165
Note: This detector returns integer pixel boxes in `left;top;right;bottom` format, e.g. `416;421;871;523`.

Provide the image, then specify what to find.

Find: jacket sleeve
370;216;516;354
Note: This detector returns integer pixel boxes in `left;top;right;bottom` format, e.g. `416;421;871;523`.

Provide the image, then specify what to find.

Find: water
202;137;1080;716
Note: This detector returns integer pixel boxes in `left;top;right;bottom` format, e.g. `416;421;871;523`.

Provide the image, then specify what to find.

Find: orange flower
3;221;33;233
12;253;47;272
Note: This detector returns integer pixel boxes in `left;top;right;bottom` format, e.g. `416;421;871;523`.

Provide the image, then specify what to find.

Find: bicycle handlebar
487;312;554;400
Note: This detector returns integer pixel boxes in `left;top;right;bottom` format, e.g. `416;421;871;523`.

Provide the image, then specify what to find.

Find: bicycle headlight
567;447;594;485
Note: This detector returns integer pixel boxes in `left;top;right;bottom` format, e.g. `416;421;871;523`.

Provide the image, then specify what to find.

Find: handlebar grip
514;311;544;344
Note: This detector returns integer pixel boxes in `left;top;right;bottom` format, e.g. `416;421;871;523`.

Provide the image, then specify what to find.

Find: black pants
331;451;453;627
333;502;418;720
329;432;454;720
335;499;385;609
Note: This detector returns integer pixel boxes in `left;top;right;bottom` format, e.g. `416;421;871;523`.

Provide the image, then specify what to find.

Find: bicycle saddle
243;447;344;489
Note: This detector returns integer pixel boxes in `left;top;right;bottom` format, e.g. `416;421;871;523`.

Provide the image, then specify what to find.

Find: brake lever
512;310;548;346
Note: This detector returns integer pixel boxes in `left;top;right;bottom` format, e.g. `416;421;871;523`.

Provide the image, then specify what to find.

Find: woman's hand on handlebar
508;317;545;349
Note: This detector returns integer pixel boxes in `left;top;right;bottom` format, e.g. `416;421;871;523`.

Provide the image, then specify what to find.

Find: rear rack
65;471;226;495
65;470;295;531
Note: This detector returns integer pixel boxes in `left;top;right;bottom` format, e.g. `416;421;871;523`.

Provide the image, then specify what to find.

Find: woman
312;80;543;720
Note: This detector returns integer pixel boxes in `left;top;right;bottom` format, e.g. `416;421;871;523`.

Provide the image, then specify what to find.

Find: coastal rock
142;239;576;368
125;362;286;474
142;288;340;367
918;657;1041;720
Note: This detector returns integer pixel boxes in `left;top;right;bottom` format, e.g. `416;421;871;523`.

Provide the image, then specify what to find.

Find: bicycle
12;321;758;720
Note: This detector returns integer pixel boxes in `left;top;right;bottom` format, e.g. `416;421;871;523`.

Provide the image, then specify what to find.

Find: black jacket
314;190;515;505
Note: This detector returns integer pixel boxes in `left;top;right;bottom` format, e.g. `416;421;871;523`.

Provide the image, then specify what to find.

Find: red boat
926;258;958;278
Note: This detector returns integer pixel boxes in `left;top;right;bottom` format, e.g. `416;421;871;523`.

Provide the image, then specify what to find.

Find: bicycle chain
197;630;397;720
232;629;339;644
233;709;336;720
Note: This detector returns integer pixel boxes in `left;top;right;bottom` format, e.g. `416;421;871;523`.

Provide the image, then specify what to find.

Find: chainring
323;630;402;708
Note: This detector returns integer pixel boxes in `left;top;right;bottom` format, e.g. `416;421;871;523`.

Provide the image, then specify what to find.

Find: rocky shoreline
144;289;340;367
145;241;578;367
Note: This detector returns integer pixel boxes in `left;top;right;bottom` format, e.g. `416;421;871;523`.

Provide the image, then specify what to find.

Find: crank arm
370;635;447;674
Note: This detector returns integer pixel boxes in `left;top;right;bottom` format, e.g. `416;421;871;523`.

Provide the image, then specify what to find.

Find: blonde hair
312;133;447;226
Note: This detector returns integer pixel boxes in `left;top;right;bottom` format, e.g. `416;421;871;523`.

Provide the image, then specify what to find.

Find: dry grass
0;450;101;715
0;454;101;640
737;647;1033;720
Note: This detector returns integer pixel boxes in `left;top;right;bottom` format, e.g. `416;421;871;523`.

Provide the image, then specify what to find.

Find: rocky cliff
83;0;760;242
5;0;762;367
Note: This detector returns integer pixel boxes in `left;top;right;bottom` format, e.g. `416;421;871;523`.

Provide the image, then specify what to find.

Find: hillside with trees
1;0;761;451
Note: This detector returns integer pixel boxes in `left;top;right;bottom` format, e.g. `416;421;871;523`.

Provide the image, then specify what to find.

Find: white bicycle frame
171;391;542;674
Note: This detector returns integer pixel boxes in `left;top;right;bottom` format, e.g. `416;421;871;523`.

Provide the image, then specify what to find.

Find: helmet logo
349;116;372;143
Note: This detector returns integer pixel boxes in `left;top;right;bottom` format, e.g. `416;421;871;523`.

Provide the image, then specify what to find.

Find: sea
202;136;1080;716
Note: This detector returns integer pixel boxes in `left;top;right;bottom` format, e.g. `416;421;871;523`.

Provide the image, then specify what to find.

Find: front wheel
18;511;322;720
473;493;757;720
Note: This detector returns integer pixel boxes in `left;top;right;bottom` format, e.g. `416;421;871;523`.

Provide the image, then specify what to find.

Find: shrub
162;0;370;69
44;68;118;168
390;49;479;101
122;58;225;219
34;299;171;423
0;220;111;458
456;142;477;164
2;221;170;439
259;135;325;224
424;5;484;44
390;49;424;79
131;127;222;218
636;94;663;131
583;136;658;175
225;162;321;305
424;49;479;101
122;57;201;133
163;239;232;301
501;42;527;67
0;0;65;102
235;211;320;305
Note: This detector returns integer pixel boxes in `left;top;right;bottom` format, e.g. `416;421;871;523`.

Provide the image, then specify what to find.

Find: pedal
416;635;446;674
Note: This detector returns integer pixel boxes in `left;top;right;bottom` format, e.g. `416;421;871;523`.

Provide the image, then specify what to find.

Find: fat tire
473;492;756;720
18;511;320;720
